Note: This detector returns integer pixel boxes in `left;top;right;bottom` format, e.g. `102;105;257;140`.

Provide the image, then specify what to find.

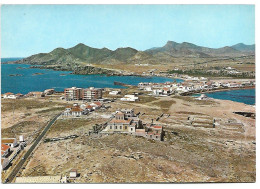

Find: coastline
1;62;256;105
193;85;255;95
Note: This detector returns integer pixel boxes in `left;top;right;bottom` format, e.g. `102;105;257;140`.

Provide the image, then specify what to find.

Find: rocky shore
29;65;117;75
28;64;149;77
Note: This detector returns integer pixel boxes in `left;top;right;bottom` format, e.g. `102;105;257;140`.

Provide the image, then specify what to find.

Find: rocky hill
231;43;255;53
10;41;255;68
145;41;254;58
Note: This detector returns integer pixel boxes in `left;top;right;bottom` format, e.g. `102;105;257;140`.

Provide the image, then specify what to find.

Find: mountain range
12;41;255;66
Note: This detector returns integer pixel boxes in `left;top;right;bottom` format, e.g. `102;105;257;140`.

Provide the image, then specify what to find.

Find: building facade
103;110;142;134
64;87;83;101
82;87;102;101
64;87;102;101
2;138;18;148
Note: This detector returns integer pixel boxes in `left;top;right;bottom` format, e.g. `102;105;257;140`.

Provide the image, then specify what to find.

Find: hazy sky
1;4;255;58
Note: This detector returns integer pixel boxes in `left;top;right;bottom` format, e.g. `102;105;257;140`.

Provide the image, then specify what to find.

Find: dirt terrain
93;55;255;75
16;93;255;183
1;97;69;141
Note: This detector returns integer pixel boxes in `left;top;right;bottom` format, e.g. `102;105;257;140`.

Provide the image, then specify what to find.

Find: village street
4;112;62;183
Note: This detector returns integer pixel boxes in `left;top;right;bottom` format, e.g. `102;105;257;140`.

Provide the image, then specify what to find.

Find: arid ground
3;90;255;183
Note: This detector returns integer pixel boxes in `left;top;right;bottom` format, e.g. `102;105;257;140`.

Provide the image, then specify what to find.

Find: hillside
145;41;253;58
10;41;255;67
231;43;255;53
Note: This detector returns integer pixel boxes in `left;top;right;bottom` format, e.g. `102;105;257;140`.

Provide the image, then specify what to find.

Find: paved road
5;113;62;183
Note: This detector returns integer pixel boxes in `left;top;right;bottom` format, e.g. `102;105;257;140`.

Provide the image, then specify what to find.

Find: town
1;73;256;183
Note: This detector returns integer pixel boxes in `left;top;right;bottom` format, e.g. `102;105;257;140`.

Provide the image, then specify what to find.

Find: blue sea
193;89;255;105
1;58;180;94
1;58;255;105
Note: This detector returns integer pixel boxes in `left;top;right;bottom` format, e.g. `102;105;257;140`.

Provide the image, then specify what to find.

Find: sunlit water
1;58;181;94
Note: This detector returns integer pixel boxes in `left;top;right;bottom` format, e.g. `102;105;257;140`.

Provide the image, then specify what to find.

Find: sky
1;4;255;58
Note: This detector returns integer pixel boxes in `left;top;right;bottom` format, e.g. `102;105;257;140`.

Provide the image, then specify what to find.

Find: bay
193;88;255;105
1;58;181;94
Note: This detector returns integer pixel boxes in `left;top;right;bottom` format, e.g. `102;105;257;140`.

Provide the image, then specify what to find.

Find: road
4;113;62;183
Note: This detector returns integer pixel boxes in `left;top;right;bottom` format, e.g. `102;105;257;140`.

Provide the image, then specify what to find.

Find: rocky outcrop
30;65;116;75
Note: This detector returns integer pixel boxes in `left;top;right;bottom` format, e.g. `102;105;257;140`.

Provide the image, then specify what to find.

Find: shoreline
190;86;255;106
2;62;255;80
192;85;255;95
2;63;256;105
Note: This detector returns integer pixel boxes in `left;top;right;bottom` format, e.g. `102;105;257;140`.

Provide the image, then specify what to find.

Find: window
131;128;133;131
156;136;158;138
150;135;152;138
110;126;112;129
115;126;117;129
120;126;122;129
125;126;127;129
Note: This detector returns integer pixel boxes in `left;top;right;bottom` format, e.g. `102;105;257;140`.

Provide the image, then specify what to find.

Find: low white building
152;89;163;96
120;95;139;102
62;104;84;117
109;91;121;95
3;93;17;99
44;89;55;95
196;94;209;100
144;86;152;91
2;138;18;148
70;169;77;178
19;135;24;142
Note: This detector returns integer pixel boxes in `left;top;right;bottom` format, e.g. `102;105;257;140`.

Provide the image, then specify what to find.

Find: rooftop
109;119;132;124
1;143;10;151
115;111;125;115
151;125;163;129
71;107;83;112
2;138;16;144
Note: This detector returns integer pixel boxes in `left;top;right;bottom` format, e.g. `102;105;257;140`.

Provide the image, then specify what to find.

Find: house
15;93;24;99
44;89;55;95
86;105;94;112
144;86;152;91
134;129;147;137
1;144;11;158
138;82;151;88
70;106;83;117
146;125;163;141
120;109;135;118
102;110;142;134
200;77;208;81
196;94;208;100
80;103;97;112
2;138;18;148
109;91;121;95
3;92;17;99
19;135;25;142
69;169;78;178
90;101;103;110
162;87;171;95
62;104;84;117
27;91;45;98
120;95;139;102
152;89;163;96
101;110;164;141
